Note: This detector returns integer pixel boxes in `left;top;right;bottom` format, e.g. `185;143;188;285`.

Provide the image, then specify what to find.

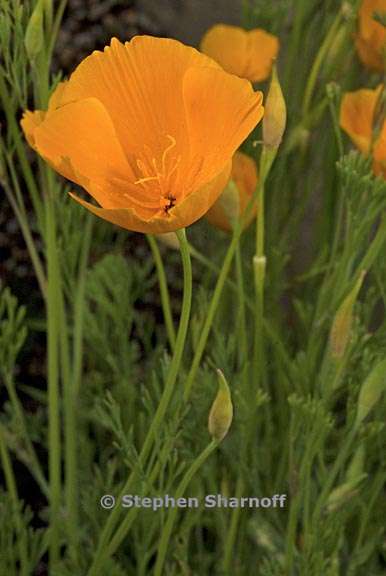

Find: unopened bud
329;271;366;359
25;0;44;62
355;358;386;428
208;369;233;442
263;64;287;149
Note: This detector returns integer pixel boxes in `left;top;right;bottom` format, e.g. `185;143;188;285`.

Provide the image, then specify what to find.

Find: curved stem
154;440;218;576
302;10;343;118
87;228;192;575
147;234;176;351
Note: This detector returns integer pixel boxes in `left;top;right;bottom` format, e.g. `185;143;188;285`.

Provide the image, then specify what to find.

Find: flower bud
263;64;287;150
25;0;44;62
329;271;366;359
208;369;233;442
355;358;386;428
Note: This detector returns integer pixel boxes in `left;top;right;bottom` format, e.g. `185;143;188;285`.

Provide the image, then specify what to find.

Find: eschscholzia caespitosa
356;0;386;72
200;24;279;83
340;85;386;177
21;36;264;234
205;151;258;232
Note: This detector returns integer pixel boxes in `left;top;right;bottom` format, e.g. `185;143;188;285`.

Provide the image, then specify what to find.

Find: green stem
183;231;241;402
60;289;78;562
235;244;248;372
147;234;176;351
154;440;218;576
222;476;244;574
45;190;61;570
302;9;343;118
253;147;275;387
87;228;192;575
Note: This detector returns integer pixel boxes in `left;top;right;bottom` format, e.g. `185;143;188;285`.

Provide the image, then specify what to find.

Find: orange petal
32;97;134;202
200;25;249;78
21;110;46;148
200;24;279;82
183;66;263;190
340;86;383;153
244;29;279;82
61;36;220;163
356;0;386;71
355;34;385;71
69;162;231;233
373;121;386;168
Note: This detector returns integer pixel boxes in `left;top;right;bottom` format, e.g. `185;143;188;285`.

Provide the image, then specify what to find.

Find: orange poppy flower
205;151;258;232
356;0;386;71
21;36;264;234
200;24;279;83
340;85;386;176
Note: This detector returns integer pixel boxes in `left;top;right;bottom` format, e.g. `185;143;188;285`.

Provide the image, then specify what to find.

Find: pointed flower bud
355;358;386;428
25;0;45;62
263;65;287;150
208;369;233;442
329;271;366;359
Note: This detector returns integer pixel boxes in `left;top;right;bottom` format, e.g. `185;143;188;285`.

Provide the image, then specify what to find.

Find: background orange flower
340;85;386;176
205;151;258;232
200;24;279;83
21;36;264;234
356;0;386;71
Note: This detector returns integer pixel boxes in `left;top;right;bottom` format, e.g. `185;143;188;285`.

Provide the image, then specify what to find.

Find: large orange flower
340;85;386;177
21;36;264;234
200;24;279;83
356;0;386;71
205;151;258;232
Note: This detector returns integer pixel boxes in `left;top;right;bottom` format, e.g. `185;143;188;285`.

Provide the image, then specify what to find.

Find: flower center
134;134;181;213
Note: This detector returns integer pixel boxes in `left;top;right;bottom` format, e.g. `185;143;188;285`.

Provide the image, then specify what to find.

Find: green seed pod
208;369;233;442
329;271;366;359
355;359;386;428
25;0;44;62
263;64;287;150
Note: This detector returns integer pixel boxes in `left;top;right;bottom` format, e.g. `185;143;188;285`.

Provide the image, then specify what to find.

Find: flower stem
253;147;275;387
45;188;61;570
154;440;218;576
147;234;176;351
302;9;343;118
87;227;192;575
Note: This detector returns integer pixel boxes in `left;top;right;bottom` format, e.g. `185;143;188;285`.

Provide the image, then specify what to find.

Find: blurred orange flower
200;24;279;83
205;151;258;232
21;36;264;234
340;85;386;176
356;0;386;71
